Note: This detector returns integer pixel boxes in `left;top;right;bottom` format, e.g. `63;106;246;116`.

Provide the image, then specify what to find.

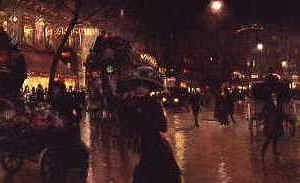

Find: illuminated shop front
21;50;76;89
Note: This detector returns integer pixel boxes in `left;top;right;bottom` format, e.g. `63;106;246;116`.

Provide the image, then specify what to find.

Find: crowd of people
21;84;85;110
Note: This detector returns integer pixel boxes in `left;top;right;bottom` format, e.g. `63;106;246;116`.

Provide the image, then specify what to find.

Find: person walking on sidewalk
117;66;182;183
215;91;230;126
190;93;203;128
261;95;284;161
131;86;182;183
225;90;236;124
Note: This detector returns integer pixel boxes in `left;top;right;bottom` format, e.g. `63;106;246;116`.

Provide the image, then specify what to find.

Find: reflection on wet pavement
1;104;300;183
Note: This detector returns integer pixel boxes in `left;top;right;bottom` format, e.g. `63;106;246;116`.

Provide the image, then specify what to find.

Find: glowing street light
210;0;223;13
281;61;288;68
257;43;263;51
11;16;18;23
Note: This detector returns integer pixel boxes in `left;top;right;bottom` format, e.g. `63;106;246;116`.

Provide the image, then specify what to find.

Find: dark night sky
229;0;300;24
126;0;300;35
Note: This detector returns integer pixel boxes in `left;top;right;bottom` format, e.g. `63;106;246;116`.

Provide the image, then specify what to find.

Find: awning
21;49;74;75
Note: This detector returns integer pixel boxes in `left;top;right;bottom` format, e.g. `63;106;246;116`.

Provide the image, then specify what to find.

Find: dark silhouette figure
119;86;181;183
225;90;236;124
261;97;284;161
190;94;202;128
36;84;45;103
0;28;27;98
45;81;89;183
215;92;230;125
131;95;181;183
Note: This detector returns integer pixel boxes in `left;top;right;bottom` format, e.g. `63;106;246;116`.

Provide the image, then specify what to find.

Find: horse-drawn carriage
0;29;88;182
0;97;88;183
247;75;296;136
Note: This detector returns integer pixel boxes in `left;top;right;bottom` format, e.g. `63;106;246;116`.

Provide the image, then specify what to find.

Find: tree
48;0;81;96
40;0;118;95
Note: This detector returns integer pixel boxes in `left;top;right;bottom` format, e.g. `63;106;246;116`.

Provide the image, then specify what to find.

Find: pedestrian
47;81;89;183
215;91;230;126
36;84;45;103
129;86;182;183
225;90;236;124
190;93;202;128
29;87;37;109
117;67;182;183
261;95;284;161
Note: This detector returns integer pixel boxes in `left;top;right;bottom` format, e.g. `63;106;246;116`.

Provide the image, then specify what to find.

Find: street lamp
256;43;264;75
257;43;263;51
281;61;288;68
210;0;223;13
281;60;288;77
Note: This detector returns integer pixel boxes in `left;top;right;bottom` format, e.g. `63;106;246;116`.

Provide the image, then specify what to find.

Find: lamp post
210;0;223;14
281;60;288;77
256;43;264;75
257;43;263;51
208;1;225;87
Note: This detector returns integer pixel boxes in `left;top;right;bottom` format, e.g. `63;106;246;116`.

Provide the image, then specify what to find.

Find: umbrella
117;76;163;93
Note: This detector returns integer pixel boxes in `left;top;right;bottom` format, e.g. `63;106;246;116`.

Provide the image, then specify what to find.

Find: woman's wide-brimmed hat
117;66;163;93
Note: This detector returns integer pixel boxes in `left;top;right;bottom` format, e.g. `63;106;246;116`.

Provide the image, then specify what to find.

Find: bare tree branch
48;0;82;94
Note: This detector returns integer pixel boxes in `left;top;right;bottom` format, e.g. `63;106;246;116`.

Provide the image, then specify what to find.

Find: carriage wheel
1;153;23;173
40;149;65;183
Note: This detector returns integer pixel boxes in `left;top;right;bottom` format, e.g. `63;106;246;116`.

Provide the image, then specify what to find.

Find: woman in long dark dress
120;85;181;183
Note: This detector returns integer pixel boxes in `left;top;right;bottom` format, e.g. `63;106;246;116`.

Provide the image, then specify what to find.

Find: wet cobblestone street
85;103;300;183
1;103;300;183
166;109;300;183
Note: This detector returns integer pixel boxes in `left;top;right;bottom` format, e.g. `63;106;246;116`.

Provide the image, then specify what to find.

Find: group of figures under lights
0;27;179;183
0;24;298;182
0;28;88;182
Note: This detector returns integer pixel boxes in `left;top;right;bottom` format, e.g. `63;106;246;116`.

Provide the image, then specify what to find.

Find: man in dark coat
190;93;202;128
261;96;284;161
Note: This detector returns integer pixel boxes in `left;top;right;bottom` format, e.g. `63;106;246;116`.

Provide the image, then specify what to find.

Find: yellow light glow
150;92;155;96
292;75;298;80
162;97;167;103
12;16;18;23
23;75;76;89
83;27;99;36
257;43;263;51
24;26;34;35
3;21;7;31
36;18;45;27
180;82;187;88
174;132;186;171
210;0;223;13
281;61;288;68
174;98;179;103
140;53;158;67
251;74;259;79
